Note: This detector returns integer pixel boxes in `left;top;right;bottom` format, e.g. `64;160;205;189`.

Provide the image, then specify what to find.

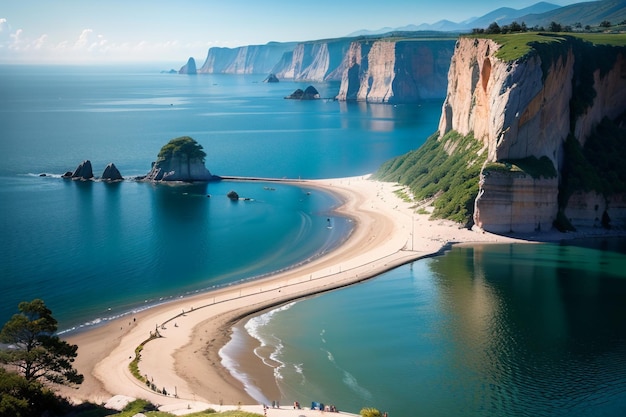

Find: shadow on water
429;242;626;416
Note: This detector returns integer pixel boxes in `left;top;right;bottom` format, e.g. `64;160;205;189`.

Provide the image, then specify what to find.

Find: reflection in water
430;242;626;416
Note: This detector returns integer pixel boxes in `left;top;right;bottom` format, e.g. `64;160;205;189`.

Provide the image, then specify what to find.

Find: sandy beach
57;176;543;415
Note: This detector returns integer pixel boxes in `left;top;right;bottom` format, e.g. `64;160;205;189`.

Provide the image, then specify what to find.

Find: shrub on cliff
157;136;207;163
374;131;485;226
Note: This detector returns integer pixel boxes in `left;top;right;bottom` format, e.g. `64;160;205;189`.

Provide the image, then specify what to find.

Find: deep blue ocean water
2;65;625;417
0;64;439;329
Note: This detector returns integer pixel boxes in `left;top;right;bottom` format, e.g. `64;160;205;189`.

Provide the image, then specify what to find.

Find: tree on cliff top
157;136;207;163
0;299;83;386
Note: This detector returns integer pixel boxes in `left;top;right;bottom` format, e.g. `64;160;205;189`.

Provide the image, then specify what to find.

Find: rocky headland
376;33;626;233
193;35;456;103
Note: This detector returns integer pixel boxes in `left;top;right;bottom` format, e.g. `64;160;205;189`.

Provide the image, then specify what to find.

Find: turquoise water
0;65;439;330
240;240;626;416
3;65;626;416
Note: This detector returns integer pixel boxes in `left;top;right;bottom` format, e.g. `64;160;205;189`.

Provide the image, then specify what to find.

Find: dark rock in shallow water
227;190;239;200
101;163;123;181
264;73;279;83
67;160;94;180
285;85;320;100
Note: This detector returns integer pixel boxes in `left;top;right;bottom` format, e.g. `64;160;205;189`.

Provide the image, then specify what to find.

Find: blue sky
1;0;581;65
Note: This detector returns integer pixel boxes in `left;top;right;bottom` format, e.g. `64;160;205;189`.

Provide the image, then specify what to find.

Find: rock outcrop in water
179;57;197;74
63;160;94;180
264;73;279;83
101;163;123;181
285;86;320;100
144;136;213;182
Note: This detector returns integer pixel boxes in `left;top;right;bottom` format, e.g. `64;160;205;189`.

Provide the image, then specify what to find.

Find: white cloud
0;18;8;32
74;29;93;49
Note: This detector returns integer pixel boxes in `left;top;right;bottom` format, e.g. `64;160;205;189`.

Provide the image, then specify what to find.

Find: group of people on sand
309;401;339;412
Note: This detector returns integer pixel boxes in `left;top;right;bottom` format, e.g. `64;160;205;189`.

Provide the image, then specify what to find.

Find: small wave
323;348;335;363
219;333;271;405
343;370;373;401
23;172;63;178
245;302;296;344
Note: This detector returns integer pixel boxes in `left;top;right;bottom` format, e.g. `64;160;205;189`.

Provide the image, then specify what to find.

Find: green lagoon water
1;65;626;416
239;241;626;416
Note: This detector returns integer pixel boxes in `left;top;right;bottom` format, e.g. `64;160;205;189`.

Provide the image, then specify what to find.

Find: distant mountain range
348;0;626;35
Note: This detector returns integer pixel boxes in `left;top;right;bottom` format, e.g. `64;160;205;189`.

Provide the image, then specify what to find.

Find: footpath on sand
61;176;531;415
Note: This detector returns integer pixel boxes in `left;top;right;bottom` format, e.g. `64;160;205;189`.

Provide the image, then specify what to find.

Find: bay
242;239;626;416
0;64;440;330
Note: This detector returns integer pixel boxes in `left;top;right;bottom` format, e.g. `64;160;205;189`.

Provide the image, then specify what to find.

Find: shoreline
57;175;624;415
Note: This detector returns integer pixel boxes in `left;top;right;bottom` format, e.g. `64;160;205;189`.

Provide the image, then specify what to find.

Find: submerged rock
227;190;239;200
101;163;123;181
144;136;213;182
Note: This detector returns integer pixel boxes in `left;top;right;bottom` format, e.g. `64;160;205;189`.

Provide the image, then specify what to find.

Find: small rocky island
285;86;320;100
143;136;214;182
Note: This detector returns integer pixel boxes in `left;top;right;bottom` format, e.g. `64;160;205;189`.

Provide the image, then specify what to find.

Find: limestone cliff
438;35;626;232
198;42;297;75
336;39;455;103
271;38;353;81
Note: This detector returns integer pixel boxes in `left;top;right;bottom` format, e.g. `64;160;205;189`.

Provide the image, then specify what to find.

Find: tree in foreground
0;299;83;386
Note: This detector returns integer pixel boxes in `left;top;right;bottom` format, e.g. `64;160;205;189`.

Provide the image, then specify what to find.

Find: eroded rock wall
440;37;626;232
271;39;353;81
336;39;455;103
198;42;297;74
144;156;212;182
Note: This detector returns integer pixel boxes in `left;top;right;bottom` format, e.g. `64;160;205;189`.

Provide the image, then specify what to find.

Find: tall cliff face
271;38;353;81
197;42;297;75
438;36;626;232
336;39;455;103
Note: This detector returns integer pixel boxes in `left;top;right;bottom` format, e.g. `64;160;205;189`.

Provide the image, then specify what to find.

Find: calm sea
0;64;438;330
2;65;625;417
239;240;626;416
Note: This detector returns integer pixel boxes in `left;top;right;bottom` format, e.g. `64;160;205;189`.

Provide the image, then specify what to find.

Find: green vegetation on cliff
484;156;557;179
157;136;207;162
472;32;626;62
374;131;485;226
561;116;626;203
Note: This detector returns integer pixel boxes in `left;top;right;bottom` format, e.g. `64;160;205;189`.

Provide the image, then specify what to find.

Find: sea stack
101;163;123;181
62;160;94;180
179;57;197;75
144;136;213;182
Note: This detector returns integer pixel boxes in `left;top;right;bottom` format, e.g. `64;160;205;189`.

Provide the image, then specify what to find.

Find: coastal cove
3;64;626;417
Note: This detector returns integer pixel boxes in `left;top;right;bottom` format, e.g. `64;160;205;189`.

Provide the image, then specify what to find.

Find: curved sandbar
59;176;525;414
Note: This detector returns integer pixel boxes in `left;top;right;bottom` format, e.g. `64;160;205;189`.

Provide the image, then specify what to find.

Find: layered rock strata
439;37;626;232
